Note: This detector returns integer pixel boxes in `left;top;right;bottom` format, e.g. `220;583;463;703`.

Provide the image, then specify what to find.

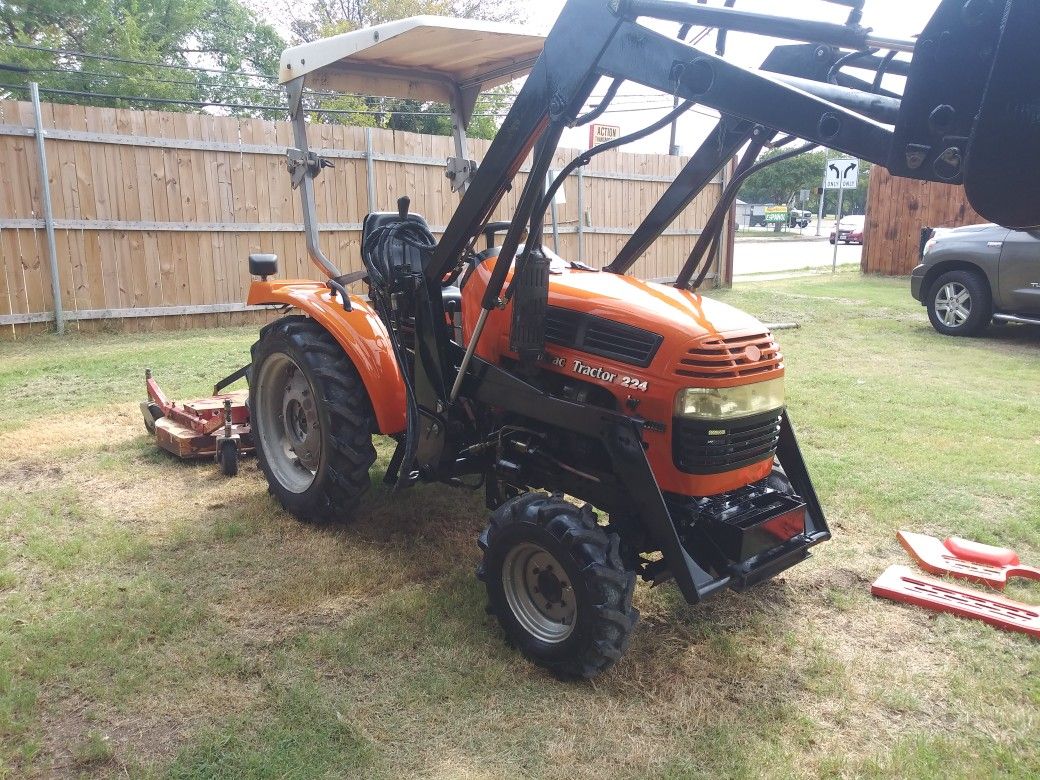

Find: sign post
825;159;860;273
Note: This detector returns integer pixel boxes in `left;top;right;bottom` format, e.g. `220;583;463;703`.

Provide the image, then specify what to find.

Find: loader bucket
963;0;1040;230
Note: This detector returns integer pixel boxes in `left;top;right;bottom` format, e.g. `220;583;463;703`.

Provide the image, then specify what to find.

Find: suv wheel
926;269;992;337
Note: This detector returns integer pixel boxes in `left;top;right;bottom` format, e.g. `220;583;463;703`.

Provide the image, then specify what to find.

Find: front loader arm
434;0;1036;300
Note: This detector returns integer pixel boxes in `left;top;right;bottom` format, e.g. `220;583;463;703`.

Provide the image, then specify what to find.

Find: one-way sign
825;159;860;189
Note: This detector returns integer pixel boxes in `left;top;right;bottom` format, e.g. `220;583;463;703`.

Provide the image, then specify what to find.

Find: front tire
478;493;639;679
926;269;992;337
249;316;377;523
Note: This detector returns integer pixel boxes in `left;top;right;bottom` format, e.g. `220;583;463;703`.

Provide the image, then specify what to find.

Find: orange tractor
237;1;1037;677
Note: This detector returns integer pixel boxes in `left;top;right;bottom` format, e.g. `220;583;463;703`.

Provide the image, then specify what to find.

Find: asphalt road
733;237;862;278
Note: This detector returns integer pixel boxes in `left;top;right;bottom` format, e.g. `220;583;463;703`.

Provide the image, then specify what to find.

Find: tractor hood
461;259;781;390
547;267;770;344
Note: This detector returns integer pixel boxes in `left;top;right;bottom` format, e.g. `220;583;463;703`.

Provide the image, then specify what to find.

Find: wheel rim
254;353;321;494
935;282;972;327
502;542;576;644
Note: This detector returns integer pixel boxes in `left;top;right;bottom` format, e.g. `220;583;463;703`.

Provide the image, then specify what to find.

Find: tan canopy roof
279;16;545;123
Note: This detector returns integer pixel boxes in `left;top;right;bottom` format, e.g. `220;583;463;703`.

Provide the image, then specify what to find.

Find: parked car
911;223;1040;336
829;215;865;244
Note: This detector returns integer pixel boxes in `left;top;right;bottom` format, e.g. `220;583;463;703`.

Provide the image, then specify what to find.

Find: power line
0;81;689;120
10;43;698;109
2;63;273;92
6;42;280;81
9;44;714;117
0;81;518;117
2;61;519;107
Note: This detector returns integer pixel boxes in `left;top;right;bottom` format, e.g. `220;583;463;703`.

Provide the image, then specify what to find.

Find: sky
523;0;941;153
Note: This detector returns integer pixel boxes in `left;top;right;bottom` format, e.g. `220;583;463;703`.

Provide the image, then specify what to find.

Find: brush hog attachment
141;368;253;475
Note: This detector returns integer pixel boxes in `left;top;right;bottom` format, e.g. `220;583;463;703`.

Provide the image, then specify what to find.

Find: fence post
364;127;377;213
29;82;64;334
577;167;585;265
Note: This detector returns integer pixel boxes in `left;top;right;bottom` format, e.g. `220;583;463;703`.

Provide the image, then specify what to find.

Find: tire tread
250;316;377;523
479;492;639;679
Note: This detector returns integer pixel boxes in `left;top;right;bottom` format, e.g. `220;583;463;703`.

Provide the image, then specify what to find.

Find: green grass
0;273;1038;778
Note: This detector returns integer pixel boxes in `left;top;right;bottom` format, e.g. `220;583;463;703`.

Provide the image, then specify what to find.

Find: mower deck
152;391;252;459
143;370;254;463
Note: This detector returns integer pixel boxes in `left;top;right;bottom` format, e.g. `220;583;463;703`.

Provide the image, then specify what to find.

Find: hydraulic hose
678;137;818;290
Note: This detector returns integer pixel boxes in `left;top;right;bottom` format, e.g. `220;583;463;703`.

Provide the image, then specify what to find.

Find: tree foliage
740;146;872;215
0;0;522;138
0;0;284;113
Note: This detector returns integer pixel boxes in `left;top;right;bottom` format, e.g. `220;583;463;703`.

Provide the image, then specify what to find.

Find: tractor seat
361;210;434;283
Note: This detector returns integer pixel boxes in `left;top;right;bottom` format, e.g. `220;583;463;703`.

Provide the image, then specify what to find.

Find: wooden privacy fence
862;165;986;276
0;97;726;338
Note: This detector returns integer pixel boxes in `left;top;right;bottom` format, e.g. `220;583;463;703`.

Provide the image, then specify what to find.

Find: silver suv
911;224;1040;336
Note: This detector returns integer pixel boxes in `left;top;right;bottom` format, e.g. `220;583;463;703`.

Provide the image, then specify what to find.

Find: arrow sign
825;158;859;189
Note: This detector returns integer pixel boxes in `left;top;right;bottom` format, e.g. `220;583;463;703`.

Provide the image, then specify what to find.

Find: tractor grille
676;331;782;381
544;306;663;368
673;412;782;475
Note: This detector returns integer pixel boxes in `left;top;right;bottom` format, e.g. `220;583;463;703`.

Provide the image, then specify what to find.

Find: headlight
675;378;785;421
923;238;938;255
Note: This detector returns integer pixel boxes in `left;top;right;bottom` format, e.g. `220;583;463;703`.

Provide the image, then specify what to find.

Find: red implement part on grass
897;531;1040;590
144;370;253;460
872;565;1040;639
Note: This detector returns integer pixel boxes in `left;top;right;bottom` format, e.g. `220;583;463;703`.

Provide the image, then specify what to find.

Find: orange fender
247;280;407;435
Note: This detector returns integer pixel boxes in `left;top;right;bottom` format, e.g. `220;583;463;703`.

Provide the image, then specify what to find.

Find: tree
0;0;284;114
0;0;523;137
740;148;828;207
739;146;872;216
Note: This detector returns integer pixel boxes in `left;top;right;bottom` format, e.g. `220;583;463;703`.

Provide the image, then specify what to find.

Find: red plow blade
872;565;1040;639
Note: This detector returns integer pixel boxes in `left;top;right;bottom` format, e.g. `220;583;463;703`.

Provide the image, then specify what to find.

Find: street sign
800;189;810;203
825;159;860;190
764;205;789;224
589;123;620;149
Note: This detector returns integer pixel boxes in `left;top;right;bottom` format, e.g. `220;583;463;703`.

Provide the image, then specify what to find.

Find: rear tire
926;269;992;337
249;316;377;523
478;493;639;679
